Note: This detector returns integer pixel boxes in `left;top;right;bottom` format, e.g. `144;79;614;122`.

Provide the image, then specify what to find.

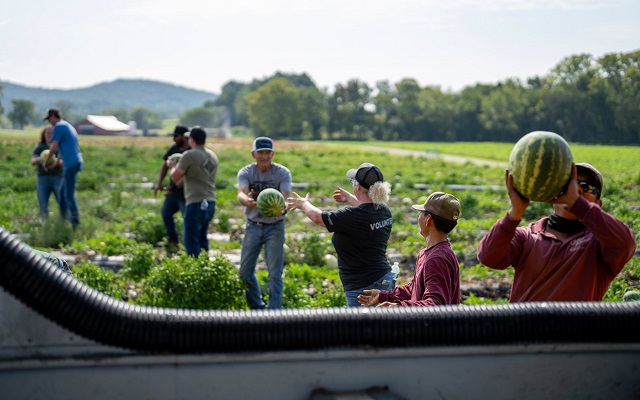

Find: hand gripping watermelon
257;188;285;217
39;149;56;166
508;131;573;202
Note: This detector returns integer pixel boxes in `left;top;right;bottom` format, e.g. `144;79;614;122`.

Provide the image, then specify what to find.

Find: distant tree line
1;50;638;144
201;50;639;144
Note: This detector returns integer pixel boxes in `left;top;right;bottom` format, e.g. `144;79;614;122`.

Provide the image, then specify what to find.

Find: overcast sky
1;0;638;94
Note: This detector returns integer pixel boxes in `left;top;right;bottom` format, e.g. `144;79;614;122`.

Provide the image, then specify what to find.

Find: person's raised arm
506;169;530;222
333;186;359;206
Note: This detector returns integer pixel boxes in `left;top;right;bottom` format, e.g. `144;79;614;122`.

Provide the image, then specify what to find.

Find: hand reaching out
245;189;257;208
357;289;380;307
333;186;350;203
286;192;310;211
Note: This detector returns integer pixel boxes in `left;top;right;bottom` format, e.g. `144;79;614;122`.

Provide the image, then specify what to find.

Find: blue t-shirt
52;120;82;169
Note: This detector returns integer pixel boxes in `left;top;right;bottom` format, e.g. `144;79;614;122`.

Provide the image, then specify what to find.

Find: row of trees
1;50;638;144
205;50;638;144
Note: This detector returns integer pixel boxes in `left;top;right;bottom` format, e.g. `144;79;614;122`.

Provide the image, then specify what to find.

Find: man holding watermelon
237;137;292;310
42;108;83;228
478;162;636;302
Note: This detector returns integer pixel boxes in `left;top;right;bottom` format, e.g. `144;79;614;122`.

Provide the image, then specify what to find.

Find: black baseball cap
346;162;383;189
173;125;190;136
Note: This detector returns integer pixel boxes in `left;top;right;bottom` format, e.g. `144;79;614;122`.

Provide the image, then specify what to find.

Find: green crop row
2;132;638;307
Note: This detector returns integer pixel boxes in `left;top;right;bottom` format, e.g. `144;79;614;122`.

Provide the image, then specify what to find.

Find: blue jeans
36;174;66;217
161;195;185;243
239;220;285;309
62;163;82;226
344;270;396;307
183;200;216;257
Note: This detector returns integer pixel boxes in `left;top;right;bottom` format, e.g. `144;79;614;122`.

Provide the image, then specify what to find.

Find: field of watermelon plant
1;129;638;308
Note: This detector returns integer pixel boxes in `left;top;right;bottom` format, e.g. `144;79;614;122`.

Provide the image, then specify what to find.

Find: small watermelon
256;188;285;217
39;149;56;166
168;153;183;163
508;131;573;202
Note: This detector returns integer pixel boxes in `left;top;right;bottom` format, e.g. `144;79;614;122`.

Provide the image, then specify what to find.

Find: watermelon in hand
168;153;183;163
257;188;285;217
39;149;56;166
508;131;573;202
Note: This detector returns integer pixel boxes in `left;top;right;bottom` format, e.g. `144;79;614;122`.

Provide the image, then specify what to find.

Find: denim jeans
238;220;285;309
344;270;396;307
36;174;66;217
161;195;185;243
183;200;216;257
62;163;82;226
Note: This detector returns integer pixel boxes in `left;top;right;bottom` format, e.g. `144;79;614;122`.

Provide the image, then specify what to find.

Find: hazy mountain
1;79;217;119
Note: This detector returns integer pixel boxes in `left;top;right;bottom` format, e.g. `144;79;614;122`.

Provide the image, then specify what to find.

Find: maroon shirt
478;196;636;302
379;240;460;306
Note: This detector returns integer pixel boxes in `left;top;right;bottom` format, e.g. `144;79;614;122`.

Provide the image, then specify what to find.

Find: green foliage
7;99;36;128
73;260;124;299
463;292;508;305
246;78;302;138
603;258;640;302
72;234;140;256
26;216;74;248
299;232;329;266
257;263;345;308
132;212;166;245
119;242;156;280
180;106;226;128
139;252;246;310
215;208;230;233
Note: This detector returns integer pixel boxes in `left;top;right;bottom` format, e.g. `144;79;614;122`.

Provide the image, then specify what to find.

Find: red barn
75;115;132;136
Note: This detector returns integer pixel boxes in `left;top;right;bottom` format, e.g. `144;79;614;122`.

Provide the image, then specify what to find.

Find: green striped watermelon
257;188;285;217
508;131;573;202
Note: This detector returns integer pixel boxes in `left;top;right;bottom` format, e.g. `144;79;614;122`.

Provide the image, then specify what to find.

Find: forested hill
1;79;217;118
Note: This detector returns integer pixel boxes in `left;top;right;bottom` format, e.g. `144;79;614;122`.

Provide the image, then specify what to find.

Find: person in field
42;108;83;228
31;126;66;218
358;192;462;307
154;125;191;252
477;162;636;302
237;137;292;310
287;162;395;307
170;127;218;257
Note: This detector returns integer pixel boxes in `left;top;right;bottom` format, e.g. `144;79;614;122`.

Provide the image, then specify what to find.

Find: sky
1;0;638;94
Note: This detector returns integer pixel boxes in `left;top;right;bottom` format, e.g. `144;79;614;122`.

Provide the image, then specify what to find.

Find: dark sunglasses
578;180;599;195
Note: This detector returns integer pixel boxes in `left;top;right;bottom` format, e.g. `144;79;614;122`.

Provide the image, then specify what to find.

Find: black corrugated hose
0;228;638;353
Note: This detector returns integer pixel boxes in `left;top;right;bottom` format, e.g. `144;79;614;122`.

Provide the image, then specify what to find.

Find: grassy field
1;129;638;306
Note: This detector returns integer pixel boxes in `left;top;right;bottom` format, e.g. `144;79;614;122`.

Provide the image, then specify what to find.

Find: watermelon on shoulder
256;188;285;217
508;131;573;202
